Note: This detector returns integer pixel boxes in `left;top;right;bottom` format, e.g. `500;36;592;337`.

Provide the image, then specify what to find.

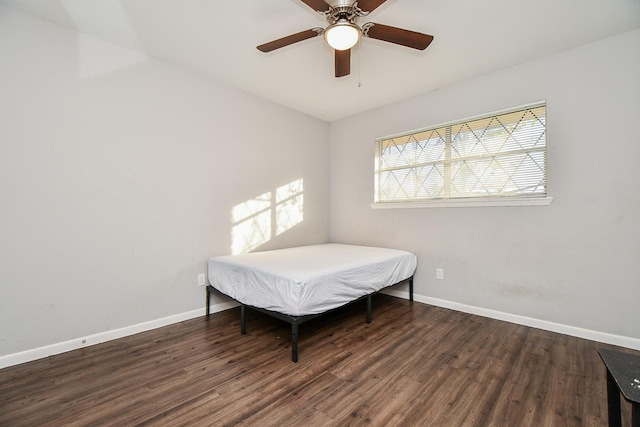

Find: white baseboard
4;292;638;370
382;289;640;351
0;301;238;370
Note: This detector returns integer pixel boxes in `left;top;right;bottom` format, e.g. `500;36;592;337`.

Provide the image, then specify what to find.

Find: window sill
371;196;553;209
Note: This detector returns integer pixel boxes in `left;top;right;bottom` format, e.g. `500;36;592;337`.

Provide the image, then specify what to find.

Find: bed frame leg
206;286;211;317
366;294;372;324
291;323;299;363
241;305;247;335
409;276;414;302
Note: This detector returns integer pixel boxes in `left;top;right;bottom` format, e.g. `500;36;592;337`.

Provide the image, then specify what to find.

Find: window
374;102;548;207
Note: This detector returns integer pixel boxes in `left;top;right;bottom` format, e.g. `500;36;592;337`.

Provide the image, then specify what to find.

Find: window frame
372;101;552;209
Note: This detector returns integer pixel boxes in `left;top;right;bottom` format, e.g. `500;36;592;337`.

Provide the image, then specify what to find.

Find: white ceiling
2;0;640;122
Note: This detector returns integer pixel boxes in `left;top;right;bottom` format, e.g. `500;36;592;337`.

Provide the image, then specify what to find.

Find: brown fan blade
335;49;351;78
257;28;323;53
300;0;330;13
355;0;388;13
364;23;434;50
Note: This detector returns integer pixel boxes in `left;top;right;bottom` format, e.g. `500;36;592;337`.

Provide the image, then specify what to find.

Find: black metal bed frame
206;276;413;362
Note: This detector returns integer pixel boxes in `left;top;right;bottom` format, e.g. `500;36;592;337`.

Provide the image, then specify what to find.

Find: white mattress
207;244;417;316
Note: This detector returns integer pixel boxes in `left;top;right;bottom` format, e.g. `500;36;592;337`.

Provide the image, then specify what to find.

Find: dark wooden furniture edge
598;348;640;427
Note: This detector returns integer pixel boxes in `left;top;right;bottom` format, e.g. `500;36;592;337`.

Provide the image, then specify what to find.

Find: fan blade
335;49;351;77
364;23;434;50
355;0;388;13
257;28;323;52
301;0;330;13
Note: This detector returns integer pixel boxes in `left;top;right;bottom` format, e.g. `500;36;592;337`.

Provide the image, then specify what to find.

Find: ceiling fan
257;0;434;78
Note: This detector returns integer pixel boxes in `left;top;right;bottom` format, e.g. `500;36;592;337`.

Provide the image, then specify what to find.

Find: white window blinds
375;102;547;203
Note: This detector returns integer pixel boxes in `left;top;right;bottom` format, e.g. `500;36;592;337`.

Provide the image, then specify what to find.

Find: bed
206;243;417;362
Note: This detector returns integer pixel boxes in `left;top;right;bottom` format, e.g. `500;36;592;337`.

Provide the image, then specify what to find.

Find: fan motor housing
325;3;368;25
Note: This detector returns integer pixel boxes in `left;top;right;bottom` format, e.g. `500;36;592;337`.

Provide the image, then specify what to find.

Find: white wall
1;5;638;366
329;29;640;344
0;7;329;359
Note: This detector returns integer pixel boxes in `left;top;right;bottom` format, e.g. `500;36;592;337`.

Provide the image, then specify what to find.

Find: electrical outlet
436;268;444;280
198;273;206;286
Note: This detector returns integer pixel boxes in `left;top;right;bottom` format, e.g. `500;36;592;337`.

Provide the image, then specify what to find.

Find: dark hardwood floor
1;295;637;426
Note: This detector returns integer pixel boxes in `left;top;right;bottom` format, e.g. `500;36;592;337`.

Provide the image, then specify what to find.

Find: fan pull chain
357;38;362;87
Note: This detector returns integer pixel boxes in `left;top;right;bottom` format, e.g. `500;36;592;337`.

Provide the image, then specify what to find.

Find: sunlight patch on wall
275;179;304;236
231;179;304;254
231;191;271;255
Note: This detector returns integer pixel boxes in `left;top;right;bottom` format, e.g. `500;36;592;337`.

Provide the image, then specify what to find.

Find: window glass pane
375;102;546;203
415;164;445;198
415;129;446;163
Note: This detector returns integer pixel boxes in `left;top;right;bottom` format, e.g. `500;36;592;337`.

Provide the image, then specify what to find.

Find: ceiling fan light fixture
257;0;435;78
324;21;360;51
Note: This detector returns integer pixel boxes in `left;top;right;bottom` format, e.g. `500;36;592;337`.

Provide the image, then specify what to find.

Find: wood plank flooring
1;294;637;426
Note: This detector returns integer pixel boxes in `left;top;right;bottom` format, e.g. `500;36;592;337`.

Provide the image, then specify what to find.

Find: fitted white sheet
207;244;417;316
